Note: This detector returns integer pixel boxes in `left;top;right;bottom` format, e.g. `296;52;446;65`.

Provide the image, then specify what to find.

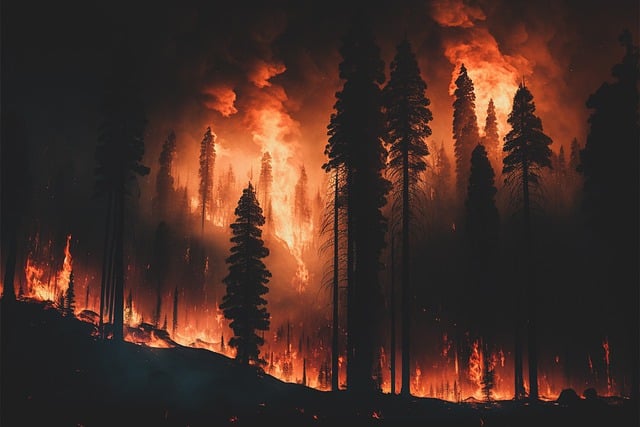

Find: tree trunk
401;143;411;396
331;170;340;392
112;190;125;342
390;234;396;395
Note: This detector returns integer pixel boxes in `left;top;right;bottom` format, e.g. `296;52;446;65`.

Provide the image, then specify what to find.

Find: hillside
0;299;636;426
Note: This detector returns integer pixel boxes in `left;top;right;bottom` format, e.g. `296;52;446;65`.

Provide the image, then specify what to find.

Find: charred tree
151;222;170;328
94;42;150;341
383;37;432;396
220;183;271;366
64;270;76;317
482;99;501;175
578;30;639;402
503;83;553;400
324;14;390;392
172;286;179;336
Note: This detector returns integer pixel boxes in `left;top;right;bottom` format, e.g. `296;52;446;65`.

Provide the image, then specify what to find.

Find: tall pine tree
482;99;501;174
199;126;216;235
220;183;271;366
503;83;552;400
383;37;432;396
94;41;150;341
153;130;177;221
578;30;639;402
324;15;390;392
453;64;480;205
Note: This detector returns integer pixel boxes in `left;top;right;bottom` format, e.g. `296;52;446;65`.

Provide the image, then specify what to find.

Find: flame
23;234;73;304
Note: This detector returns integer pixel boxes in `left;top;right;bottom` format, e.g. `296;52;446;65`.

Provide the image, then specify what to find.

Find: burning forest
1;0;638;425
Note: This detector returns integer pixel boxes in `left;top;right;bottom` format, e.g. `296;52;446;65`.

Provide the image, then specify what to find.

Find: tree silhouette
482;99;501;174
453;64;480;204
503;83;552;400
383;37;432;396
578;30;639;402
94;43;150;341
220;183;271;366
324;15;390;392
198;127;216;235
64;270;76;317
172;286;179;337
481;346;495;401
294;164;311;242
465;144;499;341
1;110;31;303
152;130;177;221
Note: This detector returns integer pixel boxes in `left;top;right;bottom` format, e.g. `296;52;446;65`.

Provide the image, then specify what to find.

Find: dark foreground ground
1;299;638;427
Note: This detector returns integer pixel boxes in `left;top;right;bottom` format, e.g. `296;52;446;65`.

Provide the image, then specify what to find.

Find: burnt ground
1;299;637;427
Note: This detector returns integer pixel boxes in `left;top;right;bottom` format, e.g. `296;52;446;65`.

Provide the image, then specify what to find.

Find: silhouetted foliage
503;83;553;400
220;183;271;366
153;130;177;221
482;99;501;173
324;15;390;392
465;144;499;253
578;30;639;402
94;43;150;341
198;127;216;234
383;36;432;395
453;64;480;203
1;110;31;302
481;348;495;402
64;270;76;317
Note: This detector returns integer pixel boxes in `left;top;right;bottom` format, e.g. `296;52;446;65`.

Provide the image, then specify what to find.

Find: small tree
198;127;216;235
64;270;76;317
481;349;495;401
220;183;271;366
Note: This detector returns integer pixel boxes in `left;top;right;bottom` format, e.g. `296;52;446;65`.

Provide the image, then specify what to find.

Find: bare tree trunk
331;170;340;392
401;144;411;396
523;159;538;400
112;190;125;342
390;234;396;395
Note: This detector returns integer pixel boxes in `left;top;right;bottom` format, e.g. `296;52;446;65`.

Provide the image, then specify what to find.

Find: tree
294;165;311;225
465;144;499;336
323;15;390;392
482;99;501;173
64;270;76;317
383;37;432;396
94;43;150;341
220;183;271;366
1;110;31;303
199;126;216;235
578;30;639;402
453;64;480;204
503;83;553;400
153;130;177;220
481;346;495;401
172;286;179;336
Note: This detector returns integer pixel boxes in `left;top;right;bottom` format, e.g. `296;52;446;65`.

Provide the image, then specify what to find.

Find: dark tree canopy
383;36;432;396
453;64;480;203
324;15;390;392
220;183;271;366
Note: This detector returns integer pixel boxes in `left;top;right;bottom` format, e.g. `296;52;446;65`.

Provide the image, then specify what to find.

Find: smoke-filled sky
3;0;638;207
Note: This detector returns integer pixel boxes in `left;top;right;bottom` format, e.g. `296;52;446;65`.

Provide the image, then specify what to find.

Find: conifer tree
64;270;76;317
220;183;271;366
153;130;177;220
483;99;501;173
383;36;432;396
323;15;390;392
453;64;480;204
199;127;216;234
258;152;273;210
503;83;553;400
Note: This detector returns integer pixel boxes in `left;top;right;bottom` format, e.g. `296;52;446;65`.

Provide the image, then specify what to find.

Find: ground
1;299;637;426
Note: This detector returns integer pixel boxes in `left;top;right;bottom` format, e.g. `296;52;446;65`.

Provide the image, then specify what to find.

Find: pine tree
199;126;216;235
64;270;76;317
483;99;501;173
465;144;499;254
294;165;311;226
383;36;432;396
94;41;150;341
453;64;480;204
153;130;177;220
569;138;581;172
578;30;639;402
323;15;390;392
151;222;170;328
503;83;553;400
481;349;495;401
220;183;271;366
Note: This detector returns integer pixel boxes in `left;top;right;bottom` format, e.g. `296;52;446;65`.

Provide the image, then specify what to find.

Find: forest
1;0;638;425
